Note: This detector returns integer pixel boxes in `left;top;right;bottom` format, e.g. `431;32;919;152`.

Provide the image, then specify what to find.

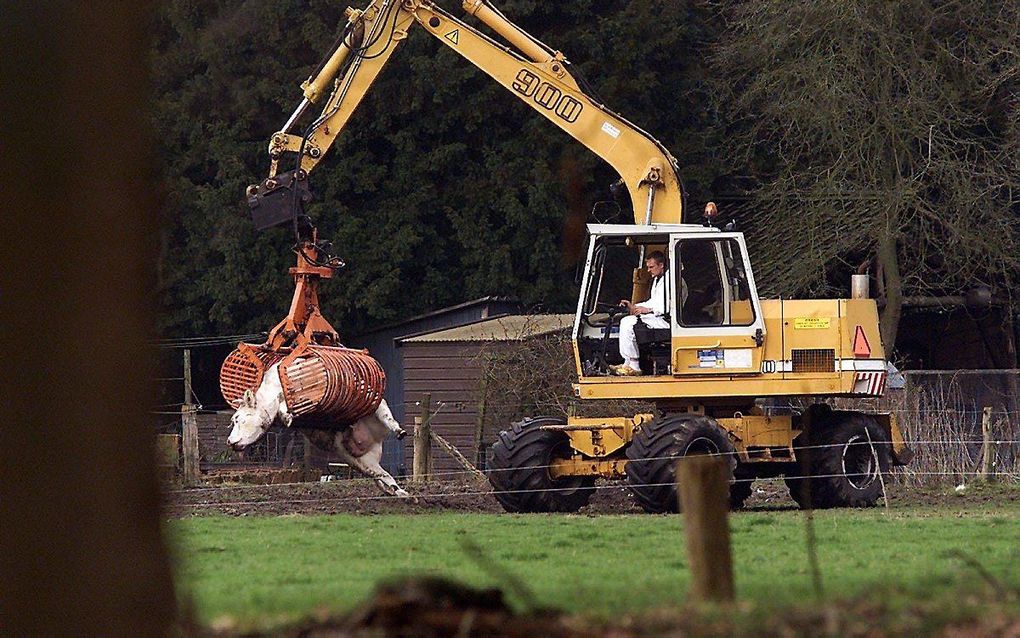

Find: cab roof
586;223;724;236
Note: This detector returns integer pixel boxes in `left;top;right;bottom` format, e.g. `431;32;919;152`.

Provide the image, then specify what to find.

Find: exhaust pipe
851;274;870;299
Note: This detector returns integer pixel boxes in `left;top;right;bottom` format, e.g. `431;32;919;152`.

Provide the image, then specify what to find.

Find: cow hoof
396;429;408;440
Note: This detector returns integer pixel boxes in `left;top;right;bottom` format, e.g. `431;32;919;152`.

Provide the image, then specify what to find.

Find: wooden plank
402;391;482;404
181;407;199;485
430;431;484;478
401;418;480;430
677;456;735;603
405;341;488;352
428;434;478;446
402;366;484;379
402;363;484;375
402;353;480;363
402;348;487;360
402;415;480;427
403;379;479;392
181;349;200;485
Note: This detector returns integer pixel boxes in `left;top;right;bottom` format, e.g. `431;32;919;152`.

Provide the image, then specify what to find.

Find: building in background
397;314;574;474
345;297;523;474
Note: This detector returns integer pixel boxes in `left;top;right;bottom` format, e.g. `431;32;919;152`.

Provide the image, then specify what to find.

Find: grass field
170;499;1020;629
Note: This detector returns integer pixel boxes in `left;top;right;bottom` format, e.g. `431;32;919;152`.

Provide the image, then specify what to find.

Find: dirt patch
197;575;1020;637
167;475;501;517
165;471;1018;518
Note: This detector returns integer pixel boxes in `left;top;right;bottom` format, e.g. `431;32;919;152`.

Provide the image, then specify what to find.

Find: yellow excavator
242;0;912;512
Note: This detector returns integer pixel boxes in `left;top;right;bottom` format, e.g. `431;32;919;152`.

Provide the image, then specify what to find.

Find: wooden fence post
181;348;200;485
981;406;995;481
414;393;433;482
677;456;735;603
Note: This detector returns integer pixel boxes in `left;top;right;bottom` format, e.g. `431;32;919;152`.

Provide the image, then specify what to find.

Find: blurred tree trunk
1;3;177;635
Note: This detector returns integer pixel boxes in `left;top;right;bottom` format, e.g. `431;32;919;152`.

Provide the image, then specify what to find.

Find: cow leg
374;400;408;439
333;442;409;497
337;415;410;497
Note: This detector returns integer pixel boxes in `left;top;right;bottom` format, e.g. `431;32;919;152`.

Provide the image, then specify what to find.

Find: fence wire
164;434;1019;513
168;468;1017;511
166;436;1020;485
162;368;1019;494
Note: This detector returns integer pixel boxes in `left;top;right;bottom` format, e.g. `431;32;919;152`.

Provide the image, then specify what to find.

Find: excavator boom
257;0;684;226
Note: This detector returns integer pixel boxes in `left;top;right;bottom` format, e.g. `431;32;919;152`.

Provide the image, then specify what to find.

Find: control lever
597;304;629;373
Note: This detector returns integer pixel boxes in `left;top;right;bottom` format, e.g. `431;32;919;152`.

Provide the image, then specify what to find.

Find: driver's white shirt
643;273;668;316
619;273;671;366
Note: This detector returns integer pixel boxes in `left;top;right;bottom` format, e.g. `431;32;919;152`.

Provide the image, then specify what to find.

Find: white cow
227;363;409;497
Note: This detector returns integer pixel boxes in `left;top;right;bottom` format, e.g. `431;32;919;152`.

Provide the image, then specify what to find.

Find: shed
348;296;522;474
398;313;574;475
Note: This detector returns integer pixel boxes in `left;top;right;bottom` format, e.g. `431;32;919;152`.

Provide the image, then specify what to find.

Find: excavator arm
252;0;685;227
265;1;418;179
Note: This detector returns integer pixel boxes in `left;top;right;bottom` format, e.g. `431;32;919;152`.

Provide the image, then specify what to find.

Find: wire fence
162;433;1020;513
167;469;1016;511
837;370;1019;485
156;361;1018;489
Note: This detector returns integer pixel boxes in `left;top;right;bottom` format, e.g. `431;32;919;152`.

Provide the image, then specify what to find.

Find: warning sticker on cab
794;317;830;329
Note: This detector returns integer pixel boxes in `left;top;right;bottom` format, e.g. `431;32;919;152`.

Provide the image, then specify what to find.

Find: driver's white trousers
618;314;670;368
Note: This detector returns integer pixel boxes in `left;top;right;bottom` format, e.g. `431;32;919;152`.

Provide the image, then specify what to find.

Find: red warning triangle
853;325;871;357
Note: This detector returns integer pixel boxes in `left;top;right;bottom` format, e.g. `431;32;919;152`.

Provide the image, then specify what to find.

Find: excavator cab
574;223;766;382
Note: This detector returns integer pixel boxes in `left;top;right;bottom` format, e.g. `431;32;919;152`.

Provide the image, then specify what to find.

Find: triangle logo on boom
444;29;460;45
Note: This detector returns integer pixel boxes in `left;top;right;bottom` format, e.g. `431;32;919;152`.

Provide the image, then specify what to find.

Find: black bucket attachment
246;168;313;231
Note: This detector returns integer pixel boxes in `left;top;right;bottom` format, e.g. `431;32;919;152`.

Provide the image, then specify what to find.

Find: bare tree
476;318;652;449
711;0;1020;348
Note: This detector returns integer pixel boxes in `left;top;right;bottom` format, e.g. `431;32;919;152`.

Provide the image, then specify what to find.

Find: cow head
227;389;272;451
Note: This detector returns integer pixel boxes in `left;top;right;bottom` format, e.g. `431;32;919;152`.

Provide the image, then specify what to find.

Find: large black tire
786;411;892;509
487;417;596;513
625;415;739;513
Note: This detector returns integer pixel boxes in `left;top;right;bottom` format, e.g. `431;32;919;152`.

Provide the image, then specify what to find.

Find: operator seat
632;317;671;375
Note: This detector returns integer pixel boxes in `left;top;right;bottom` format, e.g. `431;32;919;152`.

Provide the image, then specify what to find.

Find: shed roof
400;314;574;343
353;296;520;336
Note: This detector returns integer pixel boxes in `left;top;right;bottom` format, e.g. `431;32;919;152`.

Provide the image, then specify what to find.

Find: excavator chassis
488;406;912;513
547;409;911;480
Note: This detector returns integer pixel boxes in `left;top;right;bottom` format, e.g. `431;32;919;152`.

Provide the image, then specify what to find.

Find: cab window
675;239;754;327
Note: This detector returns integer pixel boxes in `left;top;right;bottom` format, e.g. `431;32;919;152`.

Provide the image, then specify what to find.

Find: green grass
170;505;1020;628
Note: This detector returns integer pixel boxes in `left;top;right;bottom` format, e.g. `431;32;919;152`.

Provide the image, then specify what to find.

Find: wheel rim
842;434;877;489
684;436;720;456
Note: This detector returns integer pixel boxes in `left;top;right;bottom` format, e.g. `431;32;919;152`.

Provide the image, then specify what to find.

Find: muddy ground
165;471;1018;518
